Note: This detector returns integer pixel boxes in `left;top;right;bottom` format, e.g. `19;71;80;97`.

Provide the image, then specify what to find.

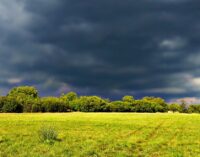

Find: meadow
0;113;200;157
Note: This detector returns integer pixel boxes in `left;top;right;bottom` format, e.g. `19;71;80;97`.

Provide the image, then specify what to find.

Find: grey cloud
0;0;200;100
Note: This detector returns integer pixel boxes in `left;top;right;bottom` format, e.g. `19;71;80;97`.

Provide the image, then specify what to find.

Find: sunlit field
0;113;200;157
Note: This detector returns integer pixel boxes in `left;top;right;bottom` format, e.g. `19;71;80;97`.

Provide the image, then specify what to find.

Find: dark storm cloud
0;0;200;100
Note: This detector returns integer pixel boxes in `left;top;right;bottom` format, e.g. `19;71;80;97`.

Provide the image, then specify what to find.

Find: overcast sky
0;0;200;101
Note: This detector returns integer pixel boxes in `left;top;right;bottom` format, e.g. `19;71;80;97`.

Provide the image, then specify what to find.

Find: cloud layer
0;0;200;100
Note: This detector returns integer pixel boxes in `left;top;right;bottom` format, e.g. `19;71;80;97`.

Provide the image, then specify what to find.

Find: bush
2;85;200;113
20;98;36;112
0;96;6;112
107;101;130;112
188;105;200;113
1;97;23;113
142;96;168;112
7;86;40;112
41;97;70;112
71;96;108;112
31;100;42;112
38;126;58;144
130;100;165;113
168;104;182;112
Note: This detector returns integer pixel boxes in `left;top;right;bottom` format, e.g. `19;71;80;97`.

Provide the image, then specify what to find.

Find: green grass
0;113;200;157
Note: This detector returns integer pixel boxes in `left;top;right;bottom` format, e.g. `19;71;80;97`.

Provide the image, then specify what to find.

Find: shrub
107;101;131;112
188;105;200;113
168;104;182;112
71;96;108;112
142;96;168;112
41;97;69;112
130;100;165;113
0;97;4;112
31;101;42;112
180;100;188;113
1;97;23;113
61;92;78;102
38;126;58;144
7;86;40;112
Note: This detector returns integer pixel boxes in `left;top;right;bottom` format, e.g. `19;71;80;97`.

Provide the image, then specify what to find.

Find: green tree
122;95;134;103
61;92;78;102
168;104;182;112
8;86;38;98
180;100;188;113
7;86;39;112
188;105;200;113
108;101;131;112
41;97;70;112
142;96;167;111
71;96;108;112
0;96;5;112
1;97;23;113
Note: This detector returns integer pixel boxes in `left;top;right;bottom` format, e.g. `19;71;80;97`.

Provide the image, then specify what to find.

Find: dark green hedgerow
0;86;200;113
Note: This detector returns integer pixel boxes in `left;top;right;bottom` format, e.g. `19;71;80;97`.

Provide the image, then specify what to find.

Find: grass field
0;113;200;157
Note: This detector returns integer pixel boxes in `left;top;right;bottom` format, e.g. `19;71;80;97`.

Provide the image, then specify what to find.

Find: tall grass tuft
38;126;58;144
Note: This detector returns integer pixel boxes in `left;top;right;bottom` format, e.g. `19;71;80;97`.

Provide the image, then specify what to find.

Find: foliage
130;100;164;112
107;101;130;112
70;96;108;112
188;105;200;113
61;92;78;102
8;86;38;98
122;95;134;102
0;96;23;113
31;99;42;112
168;104;182;112
0;86;200;113
180;100;188;113
142;97;167;108
0;97;4;112
7;86;39;112
40;97;70;112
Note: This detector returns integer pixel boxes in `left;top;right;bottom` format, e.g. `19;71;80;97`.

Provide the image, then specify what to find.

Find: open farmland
0;113;200;157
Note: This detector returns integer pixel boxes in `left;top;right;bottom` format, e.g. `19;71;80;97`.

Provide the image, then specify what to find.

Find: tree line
0;86;200;113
